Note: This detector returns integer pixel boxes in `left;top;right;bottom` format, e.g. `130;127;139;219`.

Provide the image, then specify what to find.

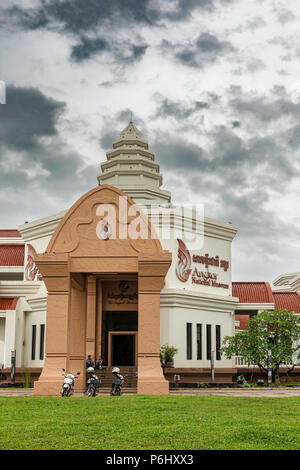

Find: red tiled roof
273;292;300;314
0;298;19;310
0;230;21;238
232;282;274;303
0;245;25;266
235;314;250;330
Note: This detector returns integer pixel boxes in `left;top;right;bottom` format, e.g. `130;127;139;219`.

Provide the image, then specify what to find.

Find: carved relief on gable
47;185;163;258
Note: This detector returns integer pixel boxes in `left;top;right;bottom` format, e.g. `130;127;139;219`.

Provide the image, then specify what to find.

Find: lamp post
211;350;215;383
11;350;16;384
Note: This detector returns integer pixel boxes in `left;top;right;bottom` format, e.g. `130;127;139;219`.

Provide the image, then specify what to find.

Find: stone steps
94;366;137;389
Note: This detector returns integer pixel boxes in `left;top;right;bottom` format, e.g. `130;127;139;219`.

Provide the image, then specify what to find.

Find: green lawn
0;395;299;450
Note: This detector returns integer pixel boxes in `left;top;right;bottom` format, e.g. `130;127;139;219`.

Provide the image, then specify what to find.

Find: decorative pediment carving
47;185;164;258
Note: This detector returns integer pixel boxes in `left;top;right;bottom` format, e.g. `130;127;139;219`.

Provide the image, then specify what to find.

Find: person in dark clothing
0;366;6;382
95;356;103;370
86;355;94;368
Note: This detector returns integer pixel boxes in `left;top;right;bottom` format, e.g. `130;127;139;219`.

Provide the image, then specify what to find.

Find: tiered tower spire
97;122;171;204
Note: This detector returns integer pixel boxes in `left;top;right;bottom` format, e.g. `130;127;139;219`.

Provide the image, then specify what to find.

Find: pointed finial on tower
120;120;142;140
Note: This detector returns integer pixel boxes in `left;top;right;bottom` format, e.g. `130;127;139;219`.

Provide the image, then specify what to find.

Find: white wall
3;310;16;368
23;310;46;368
0;317;5;366
161;306;235;368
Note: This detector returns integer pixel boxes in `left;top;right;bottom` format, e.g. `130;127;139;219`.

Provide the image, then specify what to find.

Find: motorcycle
85;367;101;397
61;368;80;397
110;367;124;396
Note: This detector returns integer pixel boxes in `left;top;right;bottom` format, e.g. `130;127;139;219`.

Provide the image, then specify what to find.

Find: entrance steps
95;366;137;390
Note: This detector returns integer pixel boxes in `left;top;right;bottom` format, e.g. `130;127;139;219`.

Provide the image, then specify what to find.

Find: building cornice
203;217;238;242
235;302;275;311
273;272;300;286
26;294;47;311
101;157;160;171
0;238;24;245
18;210;66;242
149;211;238;242
0;267;24;273
0;281;41;296
107;147;155;161
160;288;239;312
98;169;163;185
113;138;148;149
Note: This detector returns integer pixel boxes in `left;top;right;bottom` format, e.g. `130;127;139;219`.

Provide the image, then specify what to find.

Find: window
206;324;211;360
40;324;45;360
216;325;221;360
197;324;202;360
186;323;192;360
31;325;36;361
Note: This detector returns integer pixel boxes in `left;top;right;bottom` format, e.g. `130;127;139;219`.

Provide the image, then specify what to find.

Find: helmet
112;367;120;374
87;367;94;373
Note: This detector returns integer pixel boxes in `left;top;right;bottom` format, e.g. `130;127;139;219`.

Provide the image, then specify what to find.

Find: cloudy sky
0;0;300;284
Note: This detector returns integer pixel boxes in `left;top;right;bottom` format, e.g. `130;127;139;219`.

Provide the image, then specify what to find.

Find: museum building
0;122;299;394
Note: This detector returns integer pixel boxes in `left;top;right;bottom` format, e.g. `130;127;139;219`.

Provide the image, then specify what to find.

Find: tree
221;310;300;383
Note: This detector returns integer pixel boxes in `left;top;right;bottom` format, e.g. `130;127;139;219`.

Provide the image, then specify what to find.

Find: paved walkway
170;387;300;397
0;388;34;397
0;387;300;397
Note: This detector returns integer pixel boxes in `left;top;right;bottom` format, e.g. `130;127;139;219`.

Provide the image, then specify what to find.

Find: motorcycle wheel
62;387;69;397
87;387;95;397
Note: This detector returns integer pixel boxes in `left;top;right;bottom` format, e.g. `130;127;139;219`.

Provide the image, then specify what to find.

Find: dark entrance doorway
101;311;138;365
110;333;136;366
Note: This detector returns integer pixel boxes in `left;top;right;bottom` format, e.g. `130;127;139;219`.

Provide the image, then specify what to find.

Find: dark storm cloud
70;35;148;63
70;37;109;62
5;0;225;33
230;88;300;122
162;32;234;68
154;97;209;119
0;85;65;150
152;138;207;170
99;110;147;150
150;114;300;253
287;124;300;150
5;0;156;32
100;130;120;150
0;85;98;226
4;0;234;63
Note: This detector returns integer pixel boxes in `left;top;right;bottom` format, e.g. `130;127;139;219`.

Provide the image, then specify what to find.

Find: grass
0;395;299;450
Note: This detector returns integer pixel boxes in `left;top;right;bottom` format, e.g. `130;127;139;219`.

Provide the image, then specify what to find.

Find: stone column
34;253;71;396
68;280;86;391
86;276;96;360
137;254;171;395
95;280;102;359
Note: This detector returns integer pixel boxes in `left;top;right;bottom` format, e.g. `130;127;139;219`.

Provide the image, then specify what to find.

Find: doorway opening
108;332;137;366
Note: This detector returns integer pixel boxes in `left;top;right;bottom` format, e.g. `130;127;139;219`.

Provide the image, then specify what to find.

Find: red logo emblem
176;239;192;282
99;219;112;240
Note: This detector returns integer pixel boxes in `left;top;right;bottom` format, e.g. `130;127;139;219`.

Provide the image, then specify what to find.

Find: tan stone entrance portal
34;185;171;395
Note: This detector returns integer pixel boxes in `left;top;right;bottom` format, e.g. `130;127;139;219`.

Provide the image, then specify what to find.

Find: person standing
96;356;103;370
86;355;94;368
